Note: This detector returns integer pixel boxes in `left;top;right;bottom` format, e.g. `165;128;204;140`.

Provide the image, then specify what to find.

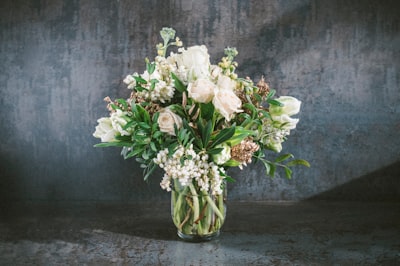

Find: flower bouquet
93;28;309;241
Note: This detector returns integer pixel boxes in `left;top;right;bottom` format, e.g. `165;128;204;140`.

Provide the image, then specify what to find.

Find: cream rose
187;78;216;103
212;89;242;121
93;117;118;142
158;108;183;136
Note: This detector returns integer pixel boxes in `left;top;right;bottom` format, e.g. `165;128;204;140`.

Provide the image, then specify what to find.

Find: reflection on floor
1;201;399;265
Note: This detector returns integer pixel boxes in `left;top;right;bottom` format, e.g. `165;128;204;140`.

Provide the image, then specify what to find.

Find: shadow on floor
306;160;400;202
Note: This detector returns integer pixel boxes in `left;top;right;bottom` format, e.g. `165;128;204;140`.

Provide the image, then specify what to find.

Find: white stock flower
213;89;242;121
187;78;216;103
123;74;137;89
158;108;183;136
93;117;118;142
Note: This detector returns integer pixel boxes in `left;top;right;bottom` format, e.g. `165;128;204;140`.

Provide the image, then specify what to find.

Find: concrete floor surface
0;201;399;265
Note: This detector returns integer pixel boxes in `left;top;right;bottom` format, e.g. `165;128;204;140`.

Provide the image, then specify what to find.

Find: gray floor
1;201;399;265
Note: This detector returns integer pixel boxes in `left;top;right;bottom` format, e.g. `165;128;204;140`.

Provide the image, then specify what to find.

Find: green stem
188;183;202;234
202;191;225;223
173;179;188;228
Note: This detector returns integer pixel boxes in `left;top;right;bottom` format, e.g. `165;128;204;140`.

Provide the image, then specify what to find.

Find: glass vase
171;180;226;242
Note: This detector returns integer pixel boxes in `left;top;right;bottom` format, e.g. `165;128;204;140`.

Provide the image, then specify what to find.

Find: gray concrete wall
1;0;399;202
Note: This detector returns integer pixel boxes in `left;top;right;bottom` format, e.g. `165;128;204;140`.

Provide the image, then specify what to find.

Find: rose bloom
213;89;242;121
93;117;117;142
176;45;210;81
158;108;183;136
187;78;216;103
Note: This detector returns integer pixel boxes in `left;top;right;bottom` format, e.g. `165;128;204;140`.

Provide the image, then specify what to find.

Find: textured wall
1;0;399;202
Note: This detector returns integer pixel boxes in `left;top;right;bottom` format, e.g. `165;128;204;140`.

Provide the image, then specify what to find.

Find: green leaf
223;159;241;167
150;142;157;152
94;142;132;148
210;126;236;148
283;166;293;179
269;163;276;177
267;98;283;107
224;175;236;183
266;89;276;99
138;122;151;129
206;147;223;155
115;98;128;109
134;76;147;84
286;159;311;168
200;102;215;121
171;72;186;93
135;86;148;92
275;153;294;163
150;79;159;90
146;61;156;75
143;162;157;181
201;120;213;148
243;103;258;118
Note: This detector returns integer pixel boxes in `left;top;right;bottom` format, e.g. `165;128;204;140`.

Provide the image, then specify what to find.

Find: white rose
158;108;183;136
187;78;216;103
93;117;118;142
176;45;210;81
212;143;231;165
269;96;301;117
213;89;242;121
217;74;237;91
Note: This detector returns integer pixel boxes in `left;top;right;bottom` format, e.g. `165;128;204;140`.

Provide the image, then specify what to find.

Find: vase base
177;230;220;242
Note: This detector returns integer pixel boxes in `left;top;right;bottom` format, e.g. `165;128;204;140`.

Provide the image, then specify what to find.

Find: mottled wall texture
1;0;399;202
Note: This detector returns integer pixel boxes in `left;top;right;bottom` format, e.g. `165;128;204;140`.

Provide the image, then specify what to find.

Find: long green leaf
94;142;132;148
275;153;294;163
210;126;235;148
286;159;311;167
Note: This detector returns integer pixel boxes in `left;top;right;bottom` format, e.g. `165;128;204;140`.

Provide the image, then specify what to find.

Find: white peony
212;89;242;121
158;108;183;136
187;78;216;103
175;45;210;81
